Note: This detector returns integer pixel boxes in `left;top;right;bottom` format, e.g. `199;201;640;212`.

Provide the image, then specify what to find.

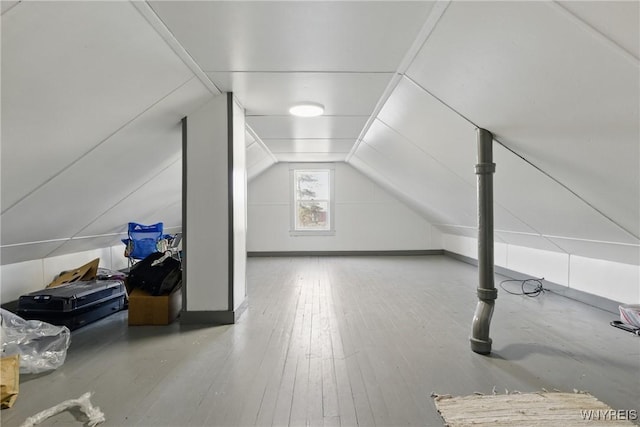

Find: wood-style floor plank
2;255;638;427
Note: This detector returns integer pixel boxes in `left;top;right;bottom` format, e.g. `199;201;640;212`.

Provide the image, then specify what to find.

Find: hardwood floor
2;255;639;426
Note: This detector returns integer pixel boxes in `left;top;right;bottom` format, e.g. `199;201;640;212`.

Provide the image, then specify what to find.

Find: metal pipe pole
470;128;497;355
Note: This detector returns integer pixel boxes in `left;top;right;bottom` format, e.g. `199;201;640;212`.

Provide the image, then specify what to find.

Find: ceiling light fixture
289;102;324;117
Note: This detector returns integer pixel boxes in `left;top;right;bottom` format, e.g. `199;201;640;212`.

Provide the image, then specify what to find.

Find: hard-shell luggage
17;280;127;330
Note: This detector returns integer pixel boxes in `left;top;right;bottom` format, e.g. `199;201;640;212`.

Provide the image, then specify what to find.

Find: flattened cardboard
1;355;19;409
47;258;99;288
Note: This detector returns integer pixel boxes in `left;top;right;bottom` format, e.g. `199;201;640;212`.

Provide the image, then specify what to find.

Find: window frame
289;164;335;236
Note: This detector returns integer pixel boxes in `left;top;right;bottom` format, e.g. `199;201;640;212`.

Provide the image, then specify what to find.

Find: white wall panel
549;238;640;267
361;120;477;226
248;157;276;182
495;242;508;269
494;232;566;254
274;153;347;163
506;245;570;286
556;1;639;59
348;156;440;221
2;78;208;247
0;260;44;303
47;236;125;260
1;1;193;209
351;145;454;225
265;139;355;154
77;160;182;238
377;77;477;182
247;116;368;140
208;72;393;116
247;163;436;252
569;256;640;304
442;234;477;259
186;95;229;312
493;143;636;244
149;1;434;72
231;97;247;311
407;0;639;237
1;242;66;267
246;142;270;168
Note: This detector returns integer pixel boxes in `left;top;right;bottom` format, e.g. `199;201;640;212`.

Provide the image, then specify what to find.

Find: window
291;167;334;235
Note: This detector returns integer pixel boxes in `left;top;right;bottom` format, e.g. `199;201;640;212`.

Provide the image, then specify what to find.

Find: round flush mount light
289;102;324;117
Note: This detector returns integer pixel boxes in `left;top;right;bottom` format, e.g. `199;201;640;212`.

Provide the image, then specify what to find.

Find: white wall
1;244;128;303
185;93;247;314
232;97;247;311
248;162;440;252
185;94;230;312
442;233;640;304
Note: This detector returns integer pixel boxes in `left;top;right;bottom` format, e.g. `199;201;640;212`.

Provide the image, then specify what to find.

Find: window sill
289;230;336;237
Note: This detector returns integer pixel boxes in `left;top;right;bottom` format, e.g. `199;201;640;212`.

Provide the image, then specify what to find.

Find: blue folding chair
121;222;166;266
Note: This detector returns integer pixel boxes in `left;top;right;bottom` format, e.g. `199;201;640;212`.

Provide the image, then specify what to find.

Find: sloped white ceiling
352;0;639;264
1;1;214;265
1;0;638;269
149;0;436;163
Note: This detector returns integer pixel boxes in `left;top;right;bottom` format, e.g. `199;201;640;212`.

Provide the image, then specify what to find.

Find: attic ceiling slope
1;1;214;265
148;1;436;163
406;0;640;238
1;1;194;210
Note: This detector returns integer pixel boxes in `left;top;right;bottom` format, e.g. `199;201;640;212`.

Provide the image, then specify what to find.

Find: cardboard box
128;285;182;326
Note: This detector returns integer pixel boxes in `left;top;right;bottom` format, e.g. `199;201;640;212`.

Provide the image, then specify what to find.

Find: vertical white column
182;93;247;324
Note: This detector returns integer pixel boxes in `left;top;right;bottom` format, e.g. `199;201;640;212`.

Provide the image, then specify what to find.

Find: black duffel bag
128;252;181;296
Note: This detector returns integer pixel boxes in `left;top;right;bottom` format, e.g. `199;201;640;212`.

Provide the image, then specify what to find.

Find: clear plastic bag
619;304;640;328
0;309;71;374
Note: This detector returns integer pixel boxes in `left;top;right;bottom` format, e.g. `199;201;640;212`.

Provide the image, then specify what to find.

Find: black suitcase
17;280;127;330
128;252;181;296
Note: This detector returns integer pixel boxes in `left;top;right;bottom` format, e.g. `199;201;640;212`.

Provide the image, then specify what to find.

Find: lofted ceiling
1;1;639;267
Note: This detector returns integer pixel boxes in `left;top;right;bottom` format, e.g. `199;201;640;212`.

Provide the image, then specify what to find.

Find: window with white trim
291;168;335;235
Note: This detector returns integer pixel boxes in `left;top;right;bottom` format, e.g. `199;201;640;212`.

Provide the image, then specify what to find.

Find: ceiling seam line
548;1;639;65
131;0;222;95
433;225;639;247
349;155;442;223
1;76;195;216
246;125;278;163
402;74;639;242
0;0;21;16
42;156;182;259
203;70;397;75
346;0;451;163
494;139;640;242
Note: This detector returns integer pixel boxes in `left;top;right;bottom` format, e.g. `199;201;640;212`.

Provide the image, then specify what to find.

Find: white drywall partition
183;93;247;322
